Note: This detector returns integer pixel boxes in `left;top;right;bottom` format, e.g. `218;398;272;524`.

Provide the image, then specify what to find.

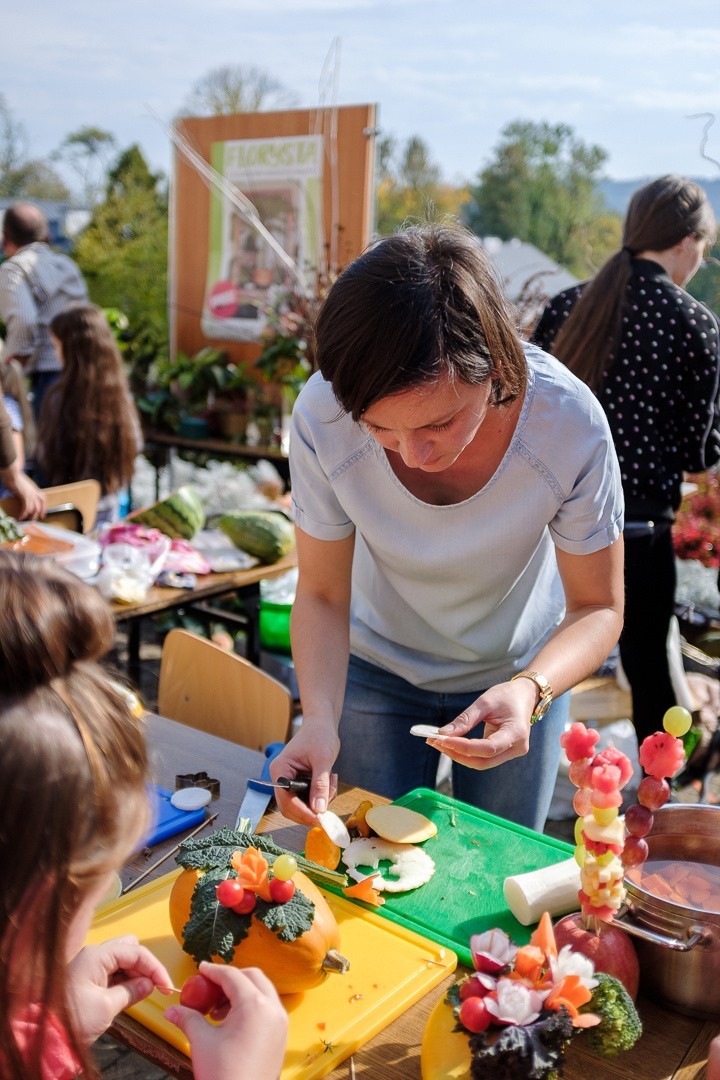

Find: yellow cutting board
87;869;457;1079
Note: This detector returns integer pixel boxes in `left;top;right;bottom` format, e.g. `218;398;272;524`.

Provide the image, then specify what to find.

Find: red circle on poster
207;280;240;319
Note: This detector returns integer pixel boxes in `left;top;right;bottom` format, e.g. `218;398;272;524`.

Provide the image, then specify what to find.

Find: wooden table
111;552;297;683
109;715;720;1080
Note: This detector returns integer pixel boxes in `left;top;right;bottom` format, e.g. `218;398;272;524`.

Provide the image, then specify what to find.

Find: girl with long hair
533;175;720;743
36;304;141;524
0;551;287;1080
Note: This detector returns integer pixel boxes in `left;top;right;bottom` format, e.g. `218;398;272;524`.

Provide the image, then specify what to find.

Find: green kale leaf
182;868;251;964
254;890;315;942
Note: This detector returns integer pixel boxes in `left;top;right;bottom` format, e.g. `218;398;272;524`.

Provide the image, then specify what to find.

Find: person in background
0;394;44;518
0;357;35;498
270;224;624;834
36;303;142;526
533;175;719;746
0;202;89;419
0;551;288;1080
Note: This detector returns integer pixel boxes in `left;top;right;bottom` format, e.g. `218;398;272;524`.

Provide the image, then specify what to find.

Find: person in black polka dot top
532;175;719;744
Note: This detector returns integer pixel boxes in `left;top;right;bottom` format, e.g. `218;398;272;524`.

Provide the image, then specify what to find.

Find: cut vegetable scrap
342;837;435;892
305;826;342;871
343;872;386;906
317;809;351;849
346;799;374;838
365;804;437;844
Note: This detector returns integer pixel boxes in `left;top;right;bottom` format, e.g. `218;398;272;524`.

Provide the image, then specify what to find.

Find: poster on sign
201;134;323;342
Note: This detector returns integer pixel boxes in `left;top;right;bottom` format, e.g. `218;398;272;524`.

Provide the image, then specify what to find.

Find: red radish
553;912;640;1000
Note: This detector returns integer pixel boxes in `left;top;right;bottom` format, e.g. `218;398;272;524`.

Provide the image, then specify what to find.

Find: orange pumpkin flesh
169;867;347;995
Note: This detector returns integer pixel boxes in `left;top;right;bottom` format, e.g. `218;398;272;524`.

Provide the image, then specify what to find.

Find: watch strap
510;669;553;725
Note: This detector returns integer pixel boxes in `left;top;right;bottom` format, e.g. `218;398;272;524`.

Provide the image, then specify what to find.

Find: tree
180;64;296;116
376;134;468;236
74;145;168;332
464;121;616;277
0;95;71;200
52;126;117;206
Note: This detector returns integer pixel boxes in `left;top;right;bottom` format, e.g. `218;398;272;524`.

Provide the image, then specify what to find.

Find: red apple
552;912;640;1000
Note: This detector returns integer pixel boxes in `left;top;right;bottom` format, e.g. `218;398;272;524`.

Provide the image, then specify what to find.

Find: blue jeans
335;654;569;833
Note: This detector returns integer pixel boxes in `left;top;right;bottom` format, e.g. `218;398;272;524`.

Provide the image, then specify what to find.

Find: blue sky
4;0;720;190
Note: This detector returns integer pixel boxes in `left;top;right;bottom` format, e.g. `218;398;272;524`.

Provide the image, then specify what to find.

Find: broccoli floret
580;972;642;1057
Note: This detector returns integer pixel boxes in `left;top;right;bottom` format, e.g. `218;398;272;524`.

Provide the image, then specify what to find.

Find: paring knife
234;742;290;831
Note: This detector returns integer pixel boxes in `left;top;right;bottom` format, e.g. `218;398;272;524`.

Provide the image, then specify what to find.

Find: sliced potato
365;804;437;844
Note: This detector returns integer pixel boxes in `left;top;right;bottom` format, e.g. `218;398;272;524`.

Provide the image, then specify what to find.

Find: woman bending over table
271;224;624;832
0;551;287;1080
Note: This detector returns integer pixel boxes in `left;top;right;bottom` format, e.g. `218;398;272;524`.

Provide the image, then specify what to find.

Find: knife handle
246;742;286;793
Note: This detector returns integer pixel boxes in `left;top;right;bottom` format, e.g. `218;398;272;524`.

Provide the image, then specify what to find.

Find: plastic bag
96;540;170;604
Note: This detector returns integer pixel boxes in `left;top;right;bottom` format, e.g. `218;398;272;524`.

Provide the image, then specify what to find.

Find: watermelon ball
663;706;692;738
639;732;685;779
561;722;601;762
622;836;649;867
637;775;670;811
625;803;654;838
592;746;634;789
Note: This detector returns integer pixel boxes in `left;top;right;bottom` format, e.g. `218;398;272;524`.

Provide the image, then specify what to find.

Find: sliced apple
365;804;437;844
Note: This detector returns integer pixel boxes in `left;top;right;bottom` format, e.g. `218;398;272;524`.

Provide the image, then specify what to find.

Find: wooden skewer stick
121;812;219;894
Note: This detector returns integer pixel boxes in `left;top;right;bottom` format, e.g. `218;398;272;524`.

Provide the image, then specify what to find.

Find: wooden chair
0;479;101;534
157;629;292;751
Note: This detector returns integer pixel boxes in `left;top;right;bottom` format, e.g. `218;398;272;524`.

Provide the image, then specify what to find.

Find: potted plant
210;361;256;442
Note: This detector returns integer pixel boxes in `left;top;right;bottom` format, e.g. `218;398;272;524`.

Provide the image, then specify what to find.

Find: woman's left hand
67;936;173;1044
426;680;538;769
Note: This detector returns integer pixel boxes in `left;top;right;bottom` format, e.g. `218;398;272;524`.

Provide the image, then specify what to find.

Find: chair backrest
157;629;292;751
0;479;101;534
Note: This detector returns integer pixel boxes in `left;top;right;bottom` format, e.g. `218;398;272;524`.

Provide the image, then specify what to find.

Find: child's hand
709;1035;720;1080
165;962;288;1080
67;935;172;1044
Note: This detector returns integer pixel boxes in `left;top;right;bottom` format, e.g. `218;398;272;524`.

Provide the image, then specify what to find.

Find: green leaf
175;826;348;888
183;868;250;964
254;890;316;942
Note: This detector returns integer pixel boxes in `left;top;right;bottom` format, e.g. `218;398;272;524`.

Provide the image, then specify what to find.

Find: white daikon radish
503;858;581;926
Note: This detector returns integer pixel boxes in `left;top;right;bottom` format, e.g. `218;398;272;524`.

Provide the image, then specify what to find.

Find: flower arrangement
255;285;317;406
445;912;641;1078
673;472;720;567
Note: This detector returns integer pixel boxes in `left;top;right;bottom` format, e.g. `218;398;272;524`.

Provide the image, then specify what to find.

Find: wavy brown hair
36;304;140;495
548;175;716;393
314;224;527;421
0;552;148;1080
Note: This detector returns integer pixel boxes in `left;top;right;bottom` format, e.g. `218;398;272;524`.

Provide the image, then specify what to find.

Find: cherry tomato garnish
216;878;245;908
269;877;296;903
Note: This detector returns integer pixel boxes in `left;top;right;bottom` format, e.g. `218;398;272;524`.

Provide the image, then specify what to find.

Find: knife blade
235;742;287;831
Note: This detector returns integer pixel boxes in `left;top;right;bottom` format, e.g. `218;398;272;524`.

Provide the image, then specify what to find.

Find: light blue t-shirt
290;344;624;693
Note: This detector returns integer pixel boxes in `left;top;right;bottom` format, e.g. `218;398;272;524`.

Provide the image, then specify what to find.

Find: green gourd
128;485;205;539
219;510;294;564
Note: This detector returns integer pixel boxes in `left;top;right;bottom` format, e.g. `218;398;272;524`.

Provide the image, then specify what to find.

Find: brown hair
0;359;36;458
37;304;140;495
548;175;717;393
314;224;527;420
0;552;148;1080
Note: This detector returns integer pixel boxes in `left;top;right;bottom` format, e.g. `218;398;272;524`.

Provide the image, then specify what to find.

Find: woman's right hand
269;721;340;825
165;963;287;1080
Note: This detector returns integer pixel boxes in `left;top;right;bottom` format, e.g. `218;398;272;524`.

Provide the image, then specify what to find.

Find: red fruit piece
459;974;493;1000
568;759;593;788
180;973;227;1015
561;723;600;762
216;878;245;909
573;788;593;816
591;788;623;809
622;836;649;867
625;803;654;838
459;995;492;1033
269;877;296;904
591;763;621;794
232;890;257;915
637;776;670;811
639;732;685;780
592;746;634;788
583;836;623;858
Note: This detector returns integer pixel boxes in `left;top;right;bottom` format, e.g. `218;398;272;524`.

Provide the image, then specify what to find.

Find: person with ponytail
0;551;287;1080
533;175;720;744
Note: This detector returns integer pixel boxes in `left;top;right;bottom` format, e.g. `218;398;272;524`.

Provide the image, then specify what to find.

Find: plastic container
259;568;297;654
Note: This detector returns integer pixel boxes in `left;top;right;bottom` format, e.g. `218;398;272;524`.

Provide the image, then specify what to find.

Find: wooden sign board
170;104;377;364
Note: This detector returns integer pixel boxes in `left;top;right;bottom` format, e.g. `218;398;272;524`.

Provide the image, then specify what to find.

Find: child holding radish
0;550;287;1080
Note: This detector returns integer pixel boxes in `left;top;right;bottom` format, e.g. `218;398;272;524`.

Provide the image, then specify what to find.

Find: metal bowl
618;803;720;1017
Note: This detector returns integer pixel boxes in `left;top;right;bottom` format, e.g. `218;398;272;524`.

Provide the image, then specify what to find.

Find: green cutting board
329;788;573;967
